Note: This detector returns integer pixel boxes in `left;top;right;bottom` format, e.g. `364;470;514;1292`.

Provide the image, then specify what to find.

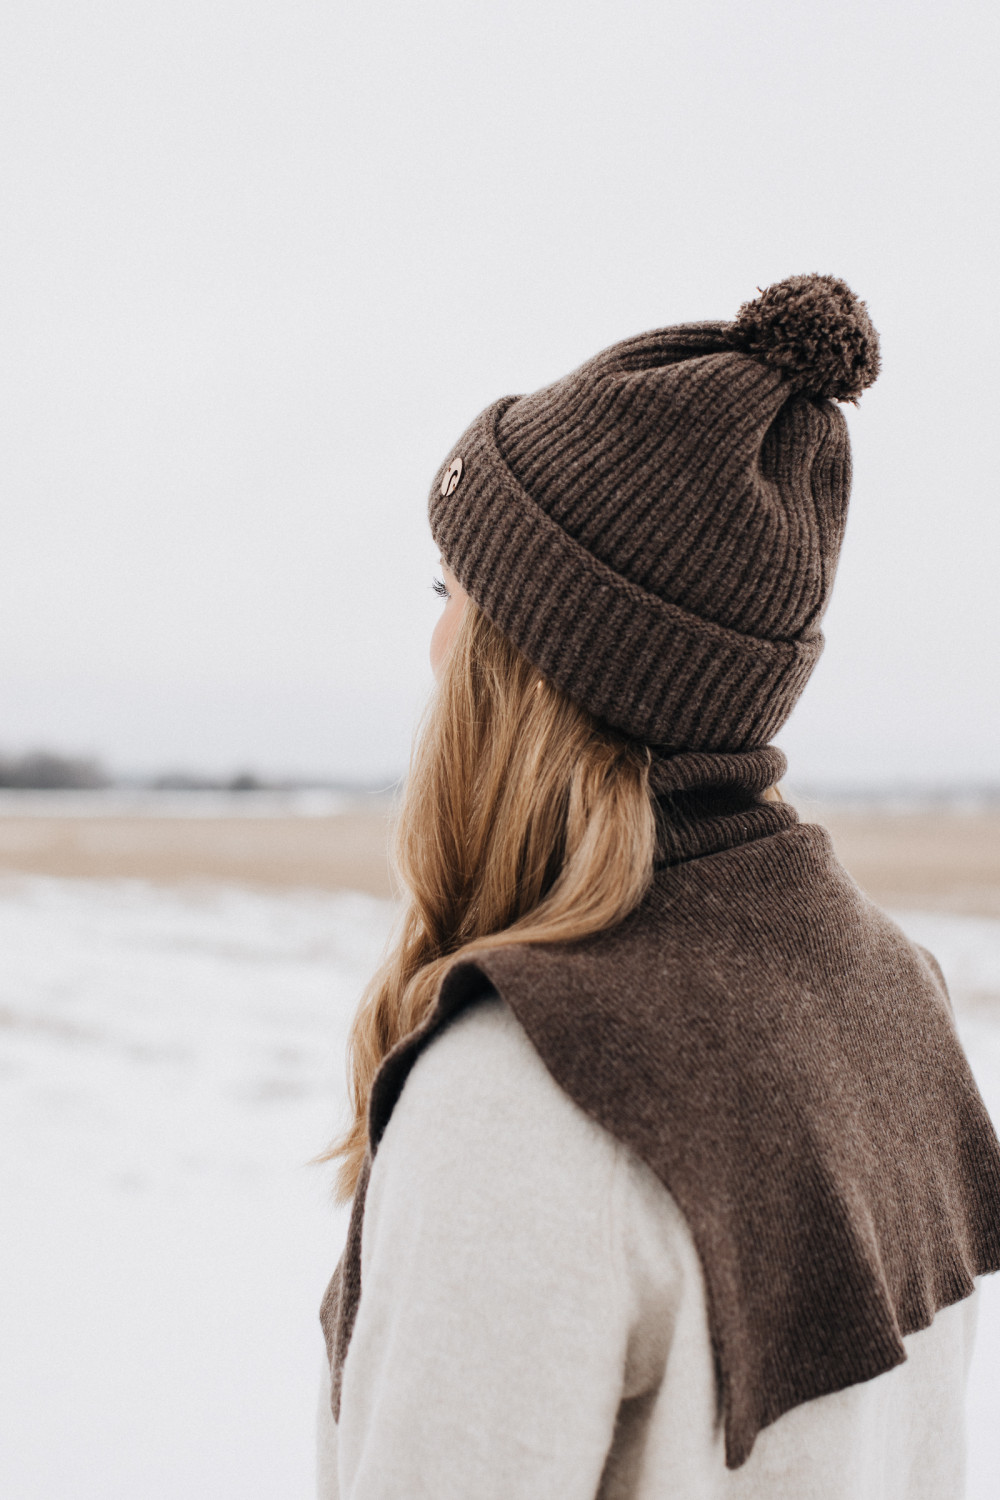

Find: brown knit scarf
320;748;1000;1468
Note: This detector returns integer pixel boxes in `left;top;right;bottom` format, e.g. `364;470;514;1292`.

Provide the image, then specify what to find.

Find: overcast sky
2;0;998;786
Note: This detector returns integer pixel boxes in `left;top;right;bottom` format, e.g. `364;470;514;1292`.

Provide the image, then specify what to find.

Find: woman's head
326;273;880;1197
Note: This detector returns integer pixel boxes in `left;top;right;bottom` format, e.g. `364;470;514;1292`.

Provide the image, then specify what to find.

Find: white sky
1;0;998;785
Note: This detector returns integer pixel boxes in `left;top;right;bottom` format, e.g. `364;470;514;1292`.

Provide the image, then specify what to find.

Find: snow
0;788;356;819
1;878;998;1497
0;877;387;1499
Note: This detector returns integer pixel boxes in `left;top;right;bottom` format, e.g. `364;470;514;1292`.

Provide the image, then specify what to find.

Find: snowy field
2;878;999;1498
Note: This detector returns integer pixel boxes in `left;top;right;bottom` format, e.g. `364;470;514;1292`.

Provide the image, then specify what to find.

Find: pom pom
732;273;881;402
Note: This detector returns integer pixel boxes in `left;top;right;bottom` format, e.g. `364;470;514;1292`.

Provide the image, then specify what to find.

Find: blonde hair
326;601;659;1200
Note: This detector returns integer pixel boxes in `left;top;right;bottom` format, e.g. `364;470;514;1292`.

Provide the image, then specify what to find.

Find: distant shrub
0;751;109;790
149;770;262;792
227;772;261;792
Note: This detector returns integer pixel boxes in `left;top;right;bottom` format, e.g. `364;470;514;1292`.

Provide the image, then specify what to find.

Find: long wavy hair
324;599;661;1200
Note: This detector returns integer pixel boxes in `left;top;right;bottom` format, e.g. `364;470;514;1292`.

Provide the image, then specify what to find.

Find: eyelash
432;577;450;600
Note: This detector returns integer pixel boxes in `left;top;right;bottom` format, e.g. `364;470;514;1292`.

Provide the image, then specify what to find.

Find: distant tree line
0;753;263;791
148;770;265;792
0;751;109;789
0;750;384;794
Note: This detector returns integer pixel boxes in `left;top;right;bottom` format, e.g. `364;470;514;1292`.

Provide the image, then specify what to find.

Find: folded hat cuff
428;397;822;751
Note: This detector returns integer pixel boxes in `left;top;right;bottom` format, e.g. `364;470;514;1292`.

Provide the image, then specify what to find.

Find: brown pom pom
732;273;881;402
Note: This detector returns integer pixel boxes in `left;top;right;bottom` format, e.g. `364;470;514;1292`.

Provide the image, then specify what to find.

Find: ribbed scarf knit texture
321;749;1000;1468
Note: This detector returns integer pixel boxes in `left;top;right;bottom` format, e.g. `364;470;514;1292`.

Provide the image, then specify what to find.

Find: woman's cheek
430;600;463;679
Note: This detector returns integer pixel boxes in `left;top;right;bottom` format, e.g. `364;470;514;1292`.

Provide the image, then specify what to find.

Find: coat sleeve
334;993;634;1500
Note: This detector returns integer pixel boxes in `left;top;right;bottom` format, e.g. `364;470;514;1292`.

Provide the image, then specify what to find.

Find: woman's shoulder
380;989;621;1181
370;989;695;1281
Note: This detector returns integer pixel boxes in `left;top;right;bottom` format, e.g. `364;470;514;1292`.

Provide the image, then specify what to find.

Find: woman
318;274;1000;1498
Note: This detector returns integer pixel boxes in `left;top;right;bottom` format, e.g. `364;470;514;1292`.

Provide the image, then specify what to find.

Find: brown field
0;801;997;917
0;807;398;896
807;804;1000;919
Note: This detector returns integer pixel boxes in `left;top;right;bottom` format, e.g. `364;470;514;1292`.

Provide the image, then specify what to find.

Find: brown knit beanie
428;273;880;752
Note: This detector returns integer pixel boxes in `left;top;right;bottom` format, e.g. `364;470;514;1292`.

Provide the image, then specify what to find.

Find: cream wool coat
317;994;979;1500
